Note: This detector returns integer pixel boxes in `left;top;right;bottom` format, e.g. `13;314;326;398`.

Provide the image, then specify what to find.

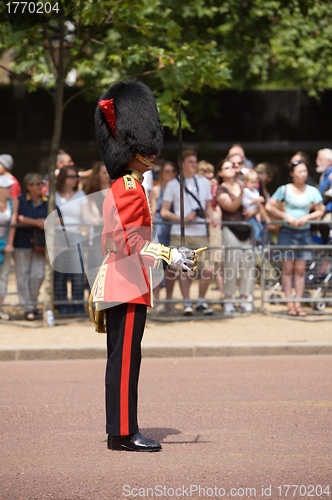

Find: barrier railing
1;219;331;322
260;220;332;317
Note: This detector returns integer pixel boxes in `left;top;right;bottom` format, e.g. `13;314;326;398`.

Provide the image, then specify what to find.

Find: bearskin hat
95;80;164;179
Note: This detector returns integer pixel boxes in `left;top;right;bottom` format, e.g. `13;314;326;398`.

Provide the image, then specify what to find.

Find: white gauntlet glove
171;247;195;272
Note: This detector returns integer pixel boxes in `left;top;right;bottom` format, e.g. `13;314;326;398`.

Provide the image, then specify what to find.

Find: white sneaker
0;311;9;320
183;305;194;316
238;302;253;313
155;304;166;314
223;303;235;314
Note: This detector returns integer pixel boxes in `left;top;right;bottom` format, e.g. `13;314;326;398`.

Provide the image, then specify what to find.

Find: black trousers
105;303;147;436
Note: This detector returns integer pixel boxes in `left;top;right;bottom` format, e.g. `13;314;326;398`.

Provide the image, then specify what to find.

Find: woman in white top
54;166;91;315
0;176;17;320
83;161;111;285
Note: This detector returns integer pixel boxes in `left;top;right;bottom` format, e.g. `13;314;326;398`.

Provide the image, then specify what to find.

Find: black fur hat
95;80;164;179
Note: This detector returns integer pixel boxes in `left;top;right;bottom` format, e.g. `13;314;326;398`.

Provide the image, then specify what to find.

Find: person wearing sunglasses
227;144;254;170
54;166;92;316
216;159;255;314
227;152;250;186
13;173;48;321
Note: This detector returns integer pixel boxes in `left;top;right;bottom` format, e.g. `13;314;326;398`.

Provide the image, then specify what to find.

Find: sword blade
178;102;185;247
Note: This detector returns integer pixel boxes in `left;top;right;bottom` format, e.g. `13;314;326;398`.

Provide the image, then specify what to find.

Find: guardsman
93;80;197;452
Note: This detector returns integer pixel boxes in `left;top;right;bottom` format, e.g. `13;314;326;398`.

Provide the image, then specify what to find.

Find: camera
195;208;205;219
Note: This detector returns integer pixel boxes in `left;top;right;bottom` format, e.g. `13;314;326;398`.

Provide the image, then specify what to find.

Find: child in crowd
242;170;270;245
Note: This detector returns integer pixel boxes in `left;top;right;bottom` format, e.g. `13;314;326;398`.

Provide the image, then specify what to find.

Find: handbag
229;224;251;241
32;228;46;253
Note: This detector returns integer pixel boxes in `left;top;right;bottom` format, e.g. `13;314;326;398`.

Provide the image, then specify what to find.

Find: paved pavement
1;356;331;499
0;308;331;361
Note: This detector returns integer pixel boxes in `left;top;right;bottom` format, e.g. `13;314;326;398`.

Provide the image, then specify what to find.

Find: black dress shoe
108;432;162;452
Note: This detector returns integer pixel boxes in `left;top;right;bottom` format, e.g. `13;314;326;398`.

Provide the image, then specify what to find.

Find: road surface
0;356;331;499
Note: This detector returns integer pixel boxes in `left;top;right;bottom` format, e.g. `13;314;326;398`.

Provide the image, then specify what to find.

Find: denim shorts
277;226;313;260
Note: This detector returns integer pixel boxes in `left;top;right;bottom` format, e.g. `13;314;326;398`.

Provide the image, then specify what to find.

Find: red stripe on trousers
120;303;135;435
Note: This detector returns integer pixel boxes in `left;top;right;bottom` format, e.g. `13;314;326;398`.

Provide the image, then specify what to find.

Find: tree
1;0;331;324
209;0;332;93
0;0;231;324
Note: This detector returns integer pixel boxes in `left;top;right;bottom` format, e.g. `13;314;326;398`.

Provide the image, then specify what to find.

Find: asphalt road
0;356;331;500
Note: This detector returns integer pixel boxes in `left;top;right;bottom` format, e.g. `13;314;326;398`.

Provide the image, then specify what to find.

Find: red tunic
99;173;154;306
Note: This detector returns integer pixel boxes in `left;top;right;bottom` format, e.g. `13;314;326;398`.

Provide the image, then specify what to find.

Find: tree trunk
43;19;66;327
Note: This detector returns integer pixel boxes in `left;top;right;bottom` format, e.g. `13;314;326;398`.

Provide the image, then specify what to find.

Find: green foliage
211;0;332;95
0;0;232;131
0;0;331;135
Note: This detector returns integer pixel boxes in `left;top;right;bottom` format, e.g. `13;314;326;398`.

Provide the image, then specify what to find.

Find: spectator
161;149;215;316
198;160;216;183
216;158;254;314
288;152;316;186
289;151;311;169
316;148;332;217
150;160;178;247
227;144;254;170
266;160;325;317
54;166;92;315
83;160;111;218
42;149;75;196
55;149;75;176
83;161;111;285
149;160;178;312
0;154;21;199
0;176;17;320
255;162;275;202
242;170;271;246
227;152;247;186
13;173;48;321
209;165;224;300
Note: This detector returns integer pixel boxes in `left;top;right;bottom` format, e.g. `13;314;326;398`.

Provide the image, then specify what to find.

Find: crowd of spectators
0;145;331;321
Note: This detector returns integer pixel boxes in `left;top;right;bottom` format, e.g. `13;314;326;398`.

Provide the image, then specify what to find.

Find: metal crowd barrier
259;220;332;319
1;219;332;322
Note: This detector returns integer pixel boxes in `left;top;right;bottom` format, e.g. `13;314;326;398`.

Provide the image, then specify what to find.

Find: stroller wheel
313;301;326;312
269;292;282;304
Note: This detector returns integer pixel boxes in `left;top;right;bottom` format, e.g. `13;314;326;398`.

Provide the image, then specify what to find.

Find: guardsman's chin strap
135;153;155;169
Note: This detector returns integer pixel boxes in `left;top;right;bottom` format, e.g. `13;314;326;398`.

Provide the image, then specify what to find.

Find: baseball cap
0;154;14;171
0;175;15;188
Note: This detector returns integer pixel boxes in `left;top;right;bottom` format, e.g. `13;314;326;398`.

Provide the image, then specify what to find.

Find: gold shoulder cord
88;253;109;333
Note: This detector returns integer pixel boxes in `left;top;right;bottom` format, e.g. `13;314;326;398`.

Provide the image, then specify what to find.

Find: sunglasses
289;160;305;167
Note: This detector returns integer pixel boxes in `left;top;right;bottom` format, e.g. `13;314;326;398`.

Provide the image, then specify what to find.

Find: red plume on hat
98;99;117;137
95;80;164;179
